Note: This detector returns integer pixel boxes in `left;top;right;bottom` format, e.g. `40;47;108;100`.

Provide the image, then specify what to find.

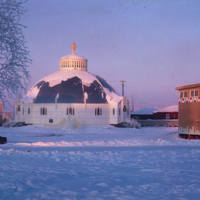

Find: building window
184;91;188;97
66;108;75;115
113;108;115;115
95;108;102;116
191;90;198;97
28;108;30;114
49;119;53;123
40;107;47;115
180;92;183;98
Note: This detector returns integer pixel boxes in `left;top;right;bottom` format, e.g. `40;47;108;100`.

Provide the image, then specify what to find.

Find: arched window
95;108;102;116
66;108;75;115
69;108;72;114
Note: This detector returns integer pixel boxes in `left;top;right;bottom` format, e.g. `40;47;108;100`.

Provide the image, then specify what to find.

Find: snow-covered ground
0;126;200;200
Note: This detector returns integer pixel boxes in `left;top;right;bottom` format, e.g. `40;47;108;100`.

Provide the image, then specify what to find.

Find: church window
95;108;102;116
113;108;115;115
69;108;72;114
28;108;30;114
66;108;75;115
40;107;47;115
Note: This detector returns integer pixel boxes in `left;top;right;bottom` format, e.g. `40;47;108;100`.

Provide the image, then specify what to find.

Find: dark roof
176;83;200;90
34;76;108;104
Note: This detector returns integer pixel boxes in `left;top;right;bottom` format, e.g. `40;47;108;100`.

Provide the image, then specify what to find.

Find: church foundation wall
15;103;122;126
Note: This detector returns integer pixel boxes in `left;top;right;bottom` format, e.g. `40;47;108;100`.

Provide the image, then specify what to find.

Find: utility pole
130;94;134;112
120;80;125;97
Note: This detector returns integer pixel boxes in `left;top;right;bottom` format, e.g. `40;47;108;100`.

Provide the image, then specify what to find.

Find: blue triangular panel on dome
84;81;107;104
96;75;116;93
33;76;108;104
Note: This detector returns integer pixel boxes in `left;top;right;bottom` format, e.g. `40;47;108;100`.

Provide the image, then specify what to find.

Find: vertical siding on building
176;84;200;138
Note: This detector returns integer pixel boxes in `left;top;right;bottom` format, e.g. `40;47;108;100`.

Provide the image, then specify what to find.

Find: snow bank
0;126;200;200
0;125;200;148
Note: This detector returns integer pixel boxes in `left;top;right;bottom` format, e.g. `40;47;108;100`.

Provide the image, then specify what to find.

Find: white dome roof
27;70;122;104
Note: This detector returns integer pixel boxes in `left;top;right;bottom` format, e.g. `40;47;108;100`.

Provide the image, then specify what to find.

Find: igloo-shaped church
15;43;130;126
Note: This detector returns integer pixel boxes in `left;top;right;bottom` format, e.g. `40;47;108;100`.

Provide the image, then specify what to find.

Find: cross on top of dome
60;42;88;71
71;42;76;55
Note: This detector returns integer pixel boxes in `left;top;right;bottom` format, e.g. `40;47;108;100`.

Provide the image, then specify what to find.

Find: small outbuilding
131;106;178;127
131;108;155;120
176;83;200;139
153;105;178;120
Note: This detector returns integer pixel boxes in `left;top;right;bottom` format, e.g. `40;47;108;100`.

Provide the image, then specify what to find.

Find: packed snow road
0;126;200;200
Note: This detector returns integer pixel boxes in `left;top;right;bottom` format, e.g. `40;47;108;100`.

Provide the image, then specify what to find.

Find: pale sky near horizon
22;0;200;110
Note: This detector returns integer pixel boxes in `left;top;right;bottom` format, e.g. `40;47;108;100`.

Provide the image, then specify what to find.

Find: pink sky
22;0;200;110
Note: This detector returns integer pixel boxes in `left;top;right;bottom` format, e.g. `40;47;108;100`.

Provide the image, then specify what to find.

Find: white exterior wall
118;97;130;123
15;103;125;126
